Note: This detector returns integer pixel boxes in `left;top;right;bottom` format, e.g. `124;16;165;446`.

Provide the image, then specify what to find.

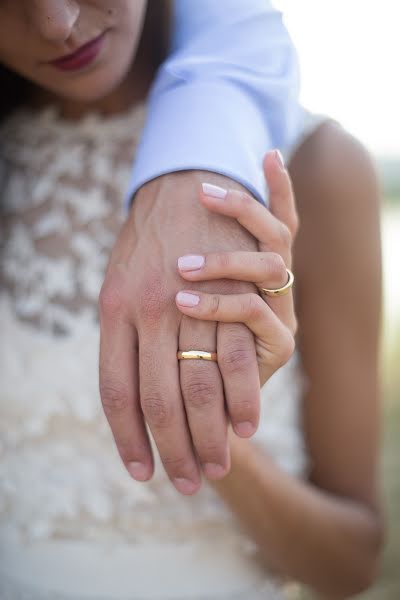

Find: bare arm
209;123;384;597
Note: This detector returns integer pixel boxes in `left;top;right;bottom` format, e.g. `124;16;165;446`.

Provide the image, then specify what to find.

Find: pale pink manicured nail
178;255;205;271
274;149;285;170
176;291;200;307
202;182;227;199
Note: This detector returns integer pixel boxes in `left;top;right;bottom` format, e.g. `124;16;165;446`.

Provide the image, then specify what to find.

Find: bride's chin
57;71;128;103
42;71;135;116
38;46;130;93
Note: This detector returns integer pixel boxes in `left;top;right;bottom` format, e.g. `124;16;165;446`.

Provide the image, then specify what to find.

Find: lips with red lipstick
49;31;107;72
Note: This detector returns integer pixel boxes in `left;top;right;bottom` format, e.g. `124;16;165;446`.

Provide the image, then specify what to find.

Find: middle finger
138;322;202;495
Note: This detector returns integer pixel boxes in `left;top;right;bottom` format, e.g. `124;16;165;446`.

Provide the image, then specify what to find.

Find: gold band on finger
259;268;294;297
177;350;218;362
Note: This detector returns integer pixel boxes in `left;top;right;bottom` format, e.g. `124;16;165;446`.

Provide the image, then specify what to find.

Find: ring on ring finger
258;268;294;298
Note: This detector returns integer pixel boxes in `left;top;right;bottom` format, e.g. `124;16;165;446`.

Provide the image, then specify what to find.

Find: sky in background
273;1;399;157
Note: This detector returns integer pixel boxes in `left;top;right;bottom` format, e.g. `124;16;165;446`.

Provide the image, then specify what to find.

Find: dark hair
0;1;172;120
137;1;172;75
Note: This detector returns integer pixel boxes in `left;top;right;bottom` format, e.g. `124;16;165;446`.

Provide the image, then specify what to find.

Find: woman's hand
175;150;298;389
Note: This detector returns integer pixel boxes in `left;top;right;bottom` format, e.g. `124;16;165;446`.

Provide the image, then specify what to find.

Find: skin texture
0;1;296;494
0;0;148;115
99;155;296;493
0;4;384;593
207;122;384;597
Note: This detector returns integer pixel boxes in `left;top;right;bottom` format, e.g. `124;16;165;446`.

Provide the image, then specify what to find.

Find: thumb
263;150;298;238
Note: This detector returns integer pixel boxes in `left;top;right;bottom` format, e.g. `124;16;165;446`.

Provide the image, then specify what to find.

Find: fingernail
202;463;227;479
176;291;200;307
274;149;285;170
127;461;149;481
234;421;255;437
173;477;199;495
178;254;205;271
202;182;227;200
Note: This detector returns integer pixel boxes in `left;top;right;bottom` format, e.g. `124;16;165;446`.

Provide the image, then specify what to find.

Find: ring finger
176;289;295;385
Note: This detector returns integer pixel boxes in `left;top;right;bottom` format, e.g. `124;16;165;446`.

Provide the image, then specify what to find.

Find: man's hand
99;170;261;496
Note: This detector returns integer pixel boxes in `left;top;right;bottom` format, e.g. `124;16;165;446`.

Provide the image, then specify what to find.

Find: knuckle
277;331;295;367
278;223;292;249
136;269;169;328
184;376;215;409
290;314;298;337
220;345;255;374
209;293;221;316
202;441;223;455
230;397;255;418
267;252;287;284
100;378;131;415
200;442;226;462
244;293;265;320
141;393;174;428
290;210;300;239
98;278;126;319
162;453;188;473
119;438;150;467
236;190;253;208
215;252;231;272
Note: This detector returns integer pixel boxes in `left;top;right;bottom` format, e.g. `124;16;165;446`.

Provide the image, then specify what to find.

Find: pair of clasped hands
99;150;298;495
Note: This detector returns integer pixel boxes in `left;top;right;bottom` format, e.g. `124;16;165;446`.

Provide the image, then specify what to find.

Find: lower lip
51;32;106;72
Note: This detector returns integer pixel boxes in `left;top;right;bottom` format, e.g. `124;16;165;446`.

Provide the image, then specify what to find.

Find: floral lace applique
0;102;308;550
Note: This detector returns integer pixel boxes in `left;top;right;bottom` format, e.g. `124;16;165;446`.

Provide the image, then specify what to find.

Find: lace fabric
0;102;308;599
0;104;146;334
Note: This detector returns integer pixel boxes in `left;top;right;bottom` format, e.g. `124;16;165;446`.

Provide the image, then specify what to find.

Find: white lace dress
0;101;309;599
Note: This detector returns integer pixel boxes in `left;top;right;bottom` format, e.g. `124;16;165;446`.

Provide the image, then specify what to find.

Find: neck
30;56;154;120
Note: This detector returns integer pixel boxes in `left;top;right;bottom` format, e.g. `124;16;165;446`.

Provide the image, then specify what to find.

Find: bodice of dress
0;102;308;599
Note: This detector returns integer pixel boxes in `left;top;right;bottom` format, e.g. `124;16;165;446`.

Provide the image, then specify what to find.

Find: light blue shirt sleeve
125;0;302;210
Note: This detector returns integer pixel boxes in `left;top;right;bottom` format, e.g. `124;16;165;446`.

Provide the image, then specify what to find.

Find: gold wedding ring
177;350;218;362
259;268;294;297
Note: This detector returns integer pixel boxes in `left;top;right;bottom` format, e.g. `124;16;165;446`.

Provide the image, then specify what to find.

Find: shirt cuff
124;80;271;212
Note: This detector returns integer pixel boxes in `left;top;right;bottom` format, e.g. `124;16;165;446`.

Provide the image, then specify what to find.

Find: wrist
131;170;259;251
133;169;257;210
